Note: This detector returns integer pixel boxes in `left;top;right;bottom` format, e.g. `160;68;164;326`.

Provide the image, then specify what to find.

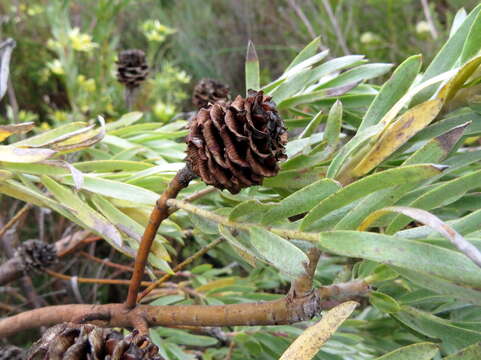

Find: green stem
167;199;319;242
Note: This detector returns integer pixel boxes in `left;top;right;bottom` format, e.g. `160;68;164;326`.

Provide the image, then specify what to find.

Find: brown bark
125;166;197;309
0;280;369;338
0;257;23;285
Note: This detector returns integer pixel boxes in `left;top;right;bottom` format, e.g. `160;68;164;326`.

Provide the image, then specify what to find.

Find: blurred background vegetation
0;0;479;128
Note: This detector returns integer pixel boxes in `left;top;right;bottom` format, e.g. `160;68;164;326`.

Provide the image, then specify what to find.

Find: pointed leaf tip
246;40;258;62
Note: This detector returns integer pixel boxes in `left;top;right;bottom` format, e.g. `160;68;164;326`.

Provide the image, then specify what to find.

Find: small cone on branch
186;89;287;194
16;239;56;271
116;49;149;89
192;78;230;109
27;323;163;360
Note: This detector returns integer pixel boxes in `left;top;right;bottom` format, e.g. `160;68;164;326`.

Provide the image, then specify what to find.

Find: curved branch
0;280;369;338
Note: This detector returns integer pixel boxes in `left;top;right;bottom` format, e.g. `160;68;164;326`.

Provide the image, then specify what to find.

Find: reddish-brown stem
0;280;369;337
125;166;196;309
45;269;154;287
137;237;224;302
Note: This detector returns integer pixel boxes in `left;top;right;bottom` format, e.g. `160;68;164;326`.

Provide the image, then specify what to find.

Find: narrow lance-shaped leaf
323;100;342;146
245;40;260;93
386;168;481;233
444;342;481;359
0;145;56;163
298;109;323;139
0;122;35;142
359;206;481;268
411;3;481;105
279;301;357;360
373;343;438;360
335;123;468;230
262;178;340;225
359;54;422;131
317;231;481;288
394;306;481;351
249;226;308;279
301;164;445;231
349;99;443;179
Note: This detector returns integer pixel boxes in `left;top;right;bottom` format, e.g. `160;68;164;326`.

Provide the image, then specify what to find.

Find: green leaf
278;82;358;109
373;343;438;360
395;267;481;305
369;291;400;314
323;100;342;146
298;110;324;139
394;306;481;352
262;178;340;225
359;54;422;131
460;11;481;63
411;3;481;105
249;226;308;279
245;40;260;92
301;164;444;231
317;231;481;288
92;195;171;263
229;200;273;223
444;342;481;359
61;175;159;205
15;122;87;147
106;111;143;131
387;169;481;233
42;176;124;251
285;37;321;72
317;63;392;89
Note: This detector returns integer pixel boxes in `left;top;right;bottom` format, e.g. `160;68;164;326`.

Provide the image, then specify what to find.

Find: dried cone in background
16;239;56;271
0;345;24;360
186;90;287;194
192;78;230;109
27;323;163;360
116;49;149;89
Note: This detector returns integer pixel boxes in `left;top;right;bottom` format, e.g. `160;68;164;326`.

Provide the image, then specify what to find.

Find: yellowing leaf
195;277;237;293
0;145;56;163
437;55;481;104
0;122;35;141
279;301;358;360
350;99;443;178
0;170;12;181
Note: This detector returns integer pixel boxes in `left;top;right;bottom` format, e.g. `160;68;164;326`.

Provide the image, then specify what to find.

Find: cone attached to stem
186;89;287;194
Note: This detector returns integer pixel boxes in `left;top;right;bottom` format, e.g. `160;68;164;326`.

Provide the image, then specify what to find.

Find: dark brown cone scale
192;78;230;109
186;90;287;194
116;49;149;89
26;323;163;360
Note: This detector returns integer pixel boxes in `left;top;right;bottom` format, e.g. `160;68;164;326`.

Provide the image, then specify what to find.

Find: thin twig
45;269;154;287
287;0;317;39
321;0;350;55
0;203;30;239
125;166;196;309
138;237;225;302
420;0;438;39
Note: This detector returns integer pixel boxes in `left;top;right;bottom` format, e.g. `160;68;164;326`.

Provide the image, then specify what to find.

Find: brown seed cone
116;49;149;89
186;90;287;194
0;345;24;360
192;78;230;109
26;323;163;360
16;239;56;271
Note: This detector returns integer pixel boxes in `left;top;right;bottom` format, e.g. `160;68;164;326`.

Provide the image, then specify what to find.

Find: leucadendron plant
2;5;481;360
